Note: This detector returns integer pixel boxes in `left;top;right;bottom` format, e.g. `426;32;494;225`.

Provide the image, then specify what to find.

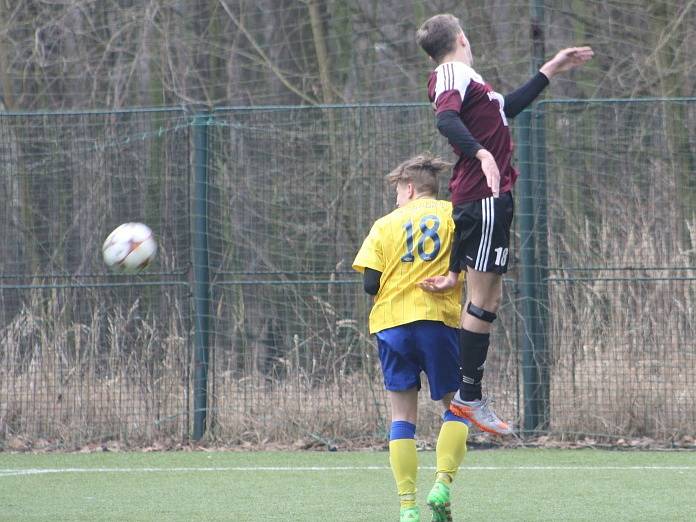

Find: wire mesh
0;100;694;448
541;99;696;437
202;105;523;444
0;109;193;448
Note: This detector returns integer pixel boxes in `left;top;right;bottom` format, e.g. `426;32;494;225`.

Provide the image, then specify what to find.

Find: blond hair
416;14;463;63
386;153;451;197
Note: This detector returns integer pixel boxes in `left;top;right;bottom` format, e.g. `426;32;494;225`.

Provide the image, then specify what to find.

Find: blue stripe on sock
443;410;471;426
390;420;416;440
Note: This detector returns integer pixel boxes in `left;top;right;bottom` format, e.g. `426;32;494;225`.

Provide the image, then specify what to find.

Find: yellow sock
435;420;469;484
389;438;418;508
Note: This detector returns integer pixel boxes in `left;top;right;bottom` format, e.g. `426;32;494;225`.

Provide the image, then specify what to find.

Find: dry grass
546;197;695;438
1;291;190;449
1;208;694;448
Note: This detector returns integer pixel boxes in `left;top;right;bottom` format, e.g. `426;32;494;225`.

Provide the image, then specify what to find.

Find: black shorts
451;191;514;274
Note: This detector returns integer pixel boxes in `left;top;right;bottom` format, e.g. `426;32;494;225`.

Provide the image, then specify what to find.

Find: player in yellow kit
353;154;469;522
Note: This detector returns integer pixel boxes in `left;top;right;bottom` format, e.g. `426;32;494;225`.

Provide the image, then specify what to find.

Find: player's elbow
363;268;381;296
436;111;457;136
364;281;379;296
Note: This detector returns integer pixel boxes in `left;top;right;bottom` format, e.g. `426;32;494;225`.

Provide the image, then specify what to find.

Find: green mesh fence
1;101;694;449
539;99;696;438
0;109;193;447
205;106;519;444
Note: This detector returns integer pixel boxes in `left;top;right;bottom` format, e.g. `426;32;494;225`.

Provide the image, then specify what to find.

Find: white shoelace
478;397;503;423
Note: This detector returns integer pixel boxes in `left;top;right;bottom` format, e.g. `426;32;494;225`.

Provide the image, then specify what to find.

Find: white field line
1;465;696;477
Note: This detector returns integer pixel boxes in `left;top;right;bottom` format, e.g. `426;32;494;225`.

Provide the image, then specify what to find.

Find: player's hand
540;47;594;78
418;272;459;293
476;149;500;198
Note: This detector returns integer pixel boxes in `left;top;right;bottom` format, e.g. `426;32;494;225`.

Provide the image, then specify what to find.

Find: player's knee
484;292;503;314
466;301;497;323
483;289;503;312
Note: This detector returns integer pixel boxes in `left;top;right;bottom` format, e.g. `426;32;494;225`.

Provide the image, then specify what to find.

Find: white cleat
448;392;513;435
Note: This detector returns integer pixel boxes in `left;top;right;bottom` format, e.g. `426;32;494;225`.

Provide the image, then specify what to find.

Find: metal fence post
514;0;550;434
516;109;543;433
192;112;211;440
532;102;550;431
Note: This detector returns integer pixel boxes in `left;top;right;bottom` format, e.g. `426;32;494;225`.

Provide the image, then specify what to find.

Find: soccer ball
102;222;157;273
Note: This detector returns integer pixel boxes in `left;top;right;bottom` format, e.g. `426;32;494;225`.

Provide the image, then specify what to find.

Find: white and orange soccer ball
102;222;157;273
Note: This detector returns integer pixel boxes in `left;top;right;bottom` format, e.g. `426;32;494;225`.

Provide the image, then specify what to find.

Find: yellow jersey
352;198;462;334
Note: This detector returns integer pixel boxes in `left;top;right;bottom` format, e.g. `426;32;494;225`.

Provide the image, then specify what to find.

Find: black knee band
467;302;497;323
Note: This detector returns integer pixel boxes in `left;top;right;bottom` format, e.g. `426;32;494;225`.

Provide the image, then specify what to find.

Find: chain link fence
1;100;694;448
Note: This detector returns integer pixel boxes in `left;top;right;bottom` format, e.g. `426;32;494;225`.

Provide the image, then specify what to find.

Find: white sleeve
434;62;482;105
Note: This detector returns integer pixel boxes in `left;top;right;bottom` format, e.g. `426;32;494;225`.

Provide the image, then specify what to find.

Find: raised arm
540;46;594;78
504;72;549;118
504;46;594;118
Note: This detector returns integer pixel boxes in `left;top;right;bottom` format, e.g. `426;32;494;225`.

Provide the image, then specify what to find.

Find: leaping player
416;14;593;435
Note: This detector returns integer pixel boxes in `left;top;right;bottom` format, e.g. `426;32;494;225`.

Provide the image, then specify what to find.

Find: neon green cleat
400;506;420;522
426;481;452;522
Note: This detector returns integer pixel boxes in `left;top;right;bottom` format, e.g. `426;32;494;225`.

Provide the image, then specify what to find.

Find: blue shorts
376;320;460;401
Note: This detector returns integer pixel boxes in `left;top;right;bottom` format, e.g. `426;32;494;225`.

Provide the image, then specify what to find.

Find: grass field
1;448;696;521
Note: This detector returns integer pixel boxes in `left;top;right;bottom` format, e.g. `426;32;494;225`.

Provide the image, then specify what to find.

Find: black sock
459;329;490;401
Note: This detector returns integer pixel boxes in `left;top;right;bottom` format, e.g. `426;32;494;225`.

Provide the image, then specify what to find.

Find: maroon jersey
428;62;518;205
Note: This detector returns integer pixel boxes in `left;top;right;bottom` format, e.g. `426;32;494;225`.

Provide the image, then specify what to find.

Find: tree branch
218;0;318;105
